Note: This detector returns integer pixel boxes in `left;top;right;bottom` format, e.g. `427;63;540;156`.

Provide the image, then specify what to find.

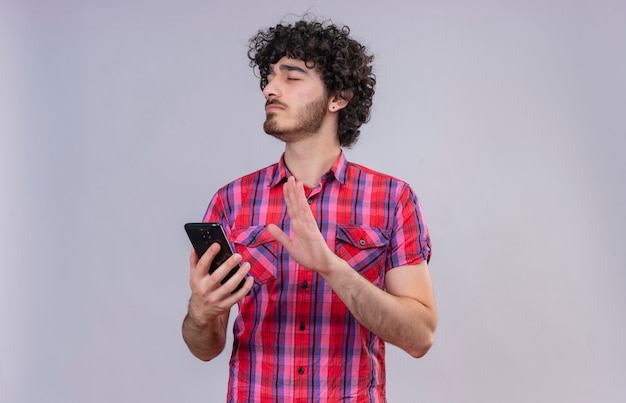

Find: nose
263;76;280;99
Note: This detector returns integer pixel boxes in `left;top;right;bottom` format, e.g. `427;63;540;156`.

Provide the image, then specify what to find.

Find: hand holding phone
184;222;246;294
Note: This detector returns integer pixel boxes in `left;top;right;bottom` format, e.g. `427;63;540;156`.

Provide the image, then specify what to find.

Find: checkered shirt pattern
203;152;431;402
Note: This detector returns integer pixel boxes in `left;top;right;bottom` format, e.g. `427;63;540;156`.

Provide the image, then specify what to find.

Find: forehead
269;57;321;76
273;56;307;68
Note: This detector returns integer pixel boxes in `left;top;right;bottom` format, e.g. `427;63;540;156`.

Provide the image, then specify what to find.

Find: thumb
267;223;290;247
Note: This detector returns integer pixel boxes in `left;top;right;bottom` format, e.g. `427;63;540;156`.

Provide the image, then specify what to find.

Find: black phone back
184;222;233;273
184;222;246;293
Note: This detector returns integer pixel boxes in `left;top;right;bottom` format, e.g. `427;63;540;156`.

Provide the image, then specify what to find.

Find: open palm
267;177;337;274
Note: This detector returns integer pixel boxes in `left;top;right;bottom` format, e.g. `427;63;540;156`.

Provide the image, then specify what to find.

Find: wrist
187;302;218;328
319;255;352;282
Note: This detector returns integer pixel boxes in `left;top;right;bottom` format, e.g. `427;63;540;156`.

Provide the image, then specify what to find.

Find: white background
1;0;625;402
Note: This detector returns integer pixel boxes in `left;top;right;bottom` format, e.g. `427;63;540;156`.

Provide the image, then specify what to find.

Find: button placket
294;267;312;390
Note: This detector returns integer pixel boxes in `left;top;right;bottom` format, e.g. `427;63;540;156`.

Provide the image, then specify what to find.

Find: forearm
182;311;228;361
321;259;437;358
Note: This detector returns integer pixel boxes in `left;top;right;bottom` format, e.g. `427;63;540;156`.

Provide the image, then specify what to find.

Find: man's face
262;57;330;142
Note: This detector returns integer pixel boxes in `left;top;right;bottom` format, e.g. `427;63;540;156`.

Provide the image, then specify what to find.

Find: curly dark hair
248;18;376;148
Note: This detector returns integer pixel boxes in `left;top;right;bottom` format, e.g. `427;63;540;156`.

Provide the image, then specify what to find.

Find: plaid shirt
203;152;431;402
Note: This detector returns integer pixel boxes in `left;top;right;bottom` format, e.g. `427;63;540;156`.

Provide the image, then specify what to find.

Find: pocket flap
232;225;275;247
336;224;389;249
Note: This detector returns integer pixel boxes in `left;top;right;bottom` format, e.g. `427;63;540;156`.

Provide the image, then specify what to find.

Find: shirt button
298;367;305;375
301;280;308;289
307;197;313;204
299;322;306;331
359;238;366;246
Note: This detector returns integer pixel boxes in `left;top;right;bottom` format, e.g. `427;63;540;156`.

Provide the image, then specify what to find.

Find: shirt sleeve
387;183;432;270
202;185;238;241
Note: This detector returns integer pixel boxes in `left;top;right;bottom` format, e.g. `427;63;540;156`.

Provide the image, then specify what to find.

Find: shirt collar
270;151;348;187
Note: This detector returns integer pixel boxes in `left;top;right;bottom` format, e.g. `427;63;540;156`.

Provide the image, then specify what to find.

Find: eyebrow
268;63;309;76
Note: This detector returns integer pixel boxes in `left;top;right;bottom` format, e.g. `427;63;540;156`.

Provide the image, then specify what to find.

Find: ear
328;90;354;112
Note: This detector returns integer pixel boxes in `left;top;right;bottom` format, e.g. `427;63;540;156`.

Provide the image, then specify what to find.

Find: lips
265;99;286;112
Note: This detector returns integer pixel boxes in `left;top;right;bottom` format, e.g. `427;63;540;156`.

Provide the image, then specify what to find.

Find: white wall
2;0;625;402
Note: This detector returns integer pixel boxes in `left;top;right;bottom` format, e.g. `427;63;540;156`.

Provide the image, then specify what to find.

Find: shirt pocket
231;225;278;285
335;224;390;282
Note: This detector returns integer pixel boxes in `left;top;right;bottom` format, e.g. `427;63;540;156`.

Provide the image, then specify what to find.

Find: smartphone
184;222;246;293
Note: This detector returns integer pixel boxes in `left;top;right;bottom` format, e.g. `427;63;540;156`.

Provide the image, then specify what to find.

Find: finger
282;177;297;210
295;177;306;198
267;223;291;247
233;275;255;297
189;247;200;280
209;252;242;281
190;242;221;283
189;247;199;266
284;177;309;220
222;261;253;293
222;274;255;305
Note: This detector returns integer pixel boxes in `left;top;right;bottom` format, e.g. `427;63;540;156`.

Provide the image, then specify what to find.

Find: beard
263;94;329;142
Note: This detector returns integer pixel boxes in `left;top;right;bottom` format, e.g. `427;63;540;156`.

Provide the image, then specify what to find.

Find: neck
283;134;341;188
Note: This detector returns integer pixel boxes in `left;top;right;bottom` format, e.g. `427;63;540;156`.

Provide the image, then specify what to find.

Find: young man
182;18;437;402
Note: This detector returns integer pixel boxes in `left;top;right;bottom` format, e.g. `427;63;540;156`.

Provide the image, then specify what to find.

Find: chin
264;120;290;138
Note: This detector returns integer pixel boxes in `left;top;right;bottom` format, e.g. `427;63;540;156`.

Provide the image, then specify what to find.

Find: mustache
265;99;287;108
